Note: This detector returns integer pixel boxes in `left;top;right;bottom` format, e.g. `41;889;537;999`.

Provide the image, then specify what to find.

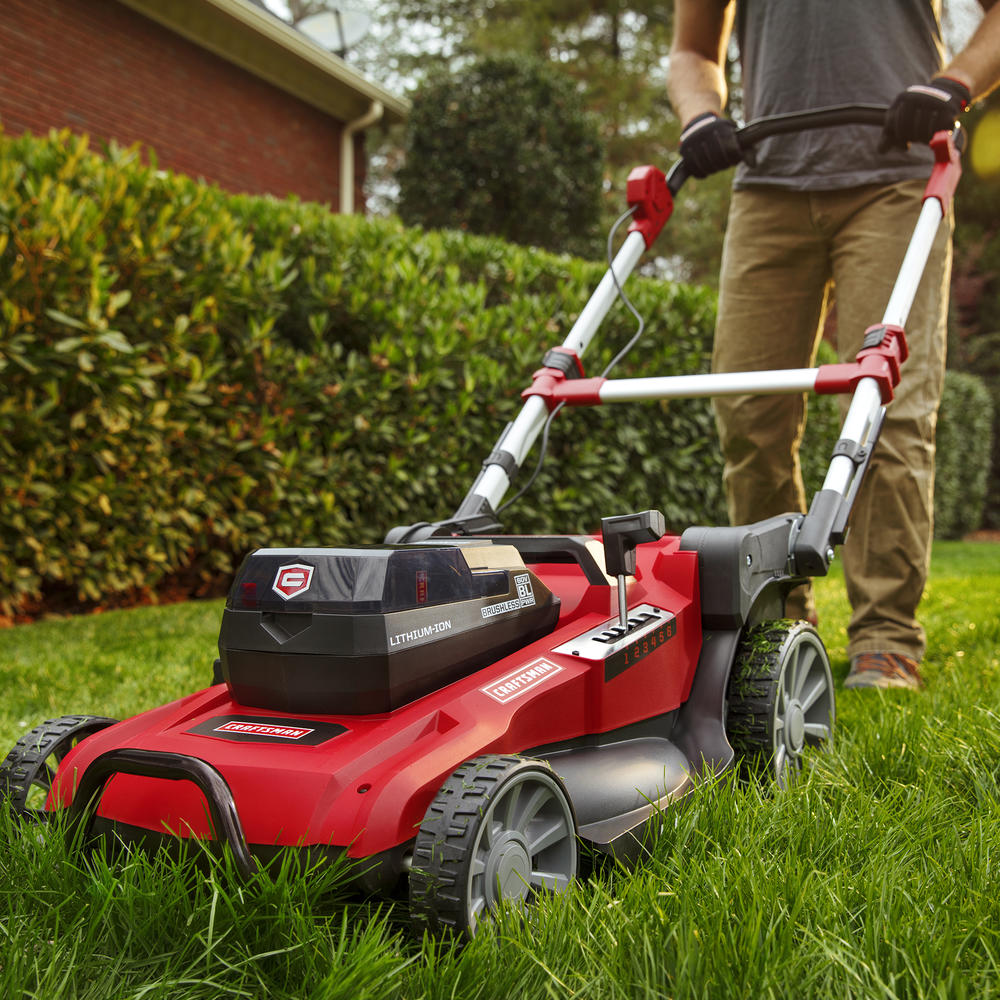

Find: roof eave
117;0;409;125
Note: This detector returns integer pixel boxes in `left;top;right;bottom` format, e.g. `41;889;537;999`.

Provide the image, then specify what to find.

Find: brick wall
0;0;365;209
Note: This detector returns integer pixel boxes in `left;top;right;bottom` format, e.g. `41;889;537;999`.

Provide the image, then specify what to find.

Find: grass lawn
1;541;999;999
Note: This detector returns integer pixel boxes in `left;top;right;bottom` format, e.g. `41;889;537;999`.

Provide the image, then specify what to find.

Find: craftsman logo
272;563;314;600
416;570;428;604
215;721;313;740
482;573;536;619
482;658;563;704
188;715;347;745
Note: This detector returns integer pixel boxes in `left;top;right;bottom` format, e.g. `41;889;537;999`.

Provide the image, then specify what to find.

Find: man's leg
713;187;832;621
828;179;951;673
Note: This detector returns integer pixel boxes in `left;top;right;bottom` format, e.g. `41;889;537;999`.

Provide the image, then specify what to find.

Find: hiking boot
844;652;924;691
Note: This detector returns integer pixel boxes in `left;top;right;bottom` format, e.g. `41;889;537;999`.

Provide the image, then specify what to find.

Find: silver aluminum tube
475;395;549;503
562;230;648;356
821;377;884;495
473;230;648;510
821;198;944;499
882;198;944;328
599;368;820;402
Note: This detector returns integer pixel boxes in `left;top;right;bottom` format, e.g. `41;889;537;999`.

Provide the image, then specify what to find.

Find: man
667;1;1000;689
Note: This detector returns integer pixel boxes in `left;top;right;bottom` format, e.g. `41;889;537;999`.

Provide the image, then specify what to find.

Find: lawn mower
1;107;962;936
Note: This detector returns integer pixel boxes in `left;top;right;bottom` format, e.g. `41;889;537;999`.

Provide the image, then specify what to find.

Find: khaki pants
713;180;951;661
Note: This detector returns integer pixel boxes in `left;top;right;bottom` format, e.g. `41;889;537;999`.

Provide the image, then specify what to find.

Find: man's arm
945;0;1000;101
882;1;1000;150
667;0;735;124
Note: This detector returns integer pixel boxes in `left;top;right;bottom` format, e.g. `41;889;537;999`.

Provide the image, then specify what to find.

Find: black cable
497;400;564;516
600;206;646;377
498;205;648;517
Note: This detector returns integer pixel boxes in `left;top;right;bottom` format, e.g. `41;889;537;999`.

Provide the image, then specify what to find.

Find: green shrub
954;329;1000;531
396;53;605;258
4;128;988;616
934;370;994;539
0;127;724;615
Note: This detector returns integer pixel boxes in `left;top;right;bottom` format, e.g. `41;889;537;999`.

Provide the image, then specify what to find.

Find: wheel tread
726;620;834;783
0;714;117;818
409;754;574;936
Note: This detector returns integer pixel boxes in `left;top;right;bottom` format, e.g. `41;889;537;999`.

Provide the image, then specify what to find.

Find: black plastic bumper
68;748;257;878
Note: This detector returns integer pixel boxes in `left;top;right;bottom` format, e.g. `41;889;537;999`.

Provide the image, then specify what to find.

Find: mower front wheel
726;620;835;789
409;755;578;936
1;715;118;821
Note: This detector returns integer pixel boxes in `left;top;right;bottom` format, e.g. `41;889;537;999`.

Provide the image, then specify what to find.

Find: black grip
736;103;887;150
601;510;666;577
792;489;847;577
669;104;890;197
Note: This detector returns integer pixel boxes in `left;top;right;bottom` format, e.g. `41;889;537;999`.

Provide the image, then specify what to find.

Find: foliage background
0;128;990;619
396;53;605;257
0;127;730;617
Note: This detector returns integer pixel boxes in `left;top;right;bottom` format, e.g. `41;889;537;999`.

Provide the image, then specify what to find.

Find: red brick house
0;0;408;212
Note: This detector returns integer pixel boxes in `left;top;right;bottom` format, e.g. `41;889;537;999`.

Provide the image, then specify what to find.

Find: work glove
880;76;971;151
679;112;743;178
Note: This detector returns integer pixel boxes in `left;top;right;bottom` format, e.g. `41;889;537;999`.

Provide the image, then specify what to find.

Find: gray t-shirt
733;0;946;190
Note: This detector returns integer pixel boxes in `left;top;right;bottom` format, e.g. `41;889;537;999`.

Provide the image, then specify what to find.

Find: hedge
0;128;726;615
934;371;994;539
0;128;988;615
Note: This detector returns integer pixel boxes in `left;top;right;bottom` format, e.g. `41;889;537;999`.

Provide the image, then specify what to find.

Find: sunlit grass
1;541;998;998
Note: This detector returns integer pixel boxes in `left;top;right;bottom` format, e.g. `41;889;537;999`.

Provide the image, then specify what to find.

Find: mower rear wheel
409;755;578;936
726;620;834;789
0;715;118;820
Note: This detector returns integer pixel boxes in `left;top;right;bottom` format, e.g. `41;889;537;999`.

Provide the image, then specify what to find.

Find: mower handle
388;106;962;546
667;102;889;195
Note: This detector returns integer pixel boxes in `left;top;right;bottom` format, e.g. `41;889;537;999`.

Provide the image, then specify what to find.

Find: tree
950;95;1000;526
381;3;678;182
361;0;735;273
279;0;330;22
396;53;604;256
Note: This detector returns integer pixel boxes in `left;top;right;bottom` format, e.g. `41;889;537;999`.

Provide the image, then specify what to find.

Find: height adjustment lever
601;510;666;629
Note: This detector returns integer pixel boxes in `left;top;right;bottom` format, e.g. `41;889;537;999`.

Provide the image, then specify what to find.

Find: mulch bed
1;570;231;628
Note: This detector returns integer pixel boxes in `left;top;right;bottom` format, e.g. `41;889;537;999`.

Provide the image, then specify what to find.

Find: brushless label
481;573;536;619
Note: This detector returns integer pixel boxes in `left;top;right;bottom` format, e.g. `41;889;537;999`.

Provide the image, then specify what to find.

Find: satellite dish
297;9;371;57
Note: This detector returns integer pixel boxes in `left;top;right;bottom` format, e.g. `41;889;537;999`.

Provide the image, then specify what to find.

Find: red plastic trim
626;165;673;248
923;130;962;211
551;378;606;406
814;324;909;403
521;370;605;409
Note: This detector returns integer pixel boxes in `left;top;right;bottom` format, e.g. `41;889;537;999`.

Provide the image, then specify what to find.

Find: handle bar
388;104;962;542
667;102;890;195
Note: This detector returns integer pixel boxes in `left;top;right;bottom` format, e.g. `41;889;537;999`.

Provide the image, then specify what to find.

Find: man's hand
880;77;971;151
678;112;743;177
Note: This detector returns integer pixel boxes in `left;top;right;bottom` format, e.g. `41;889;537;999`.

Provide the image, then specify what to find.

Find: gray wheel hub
785;700;806;754
485;831;531;906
